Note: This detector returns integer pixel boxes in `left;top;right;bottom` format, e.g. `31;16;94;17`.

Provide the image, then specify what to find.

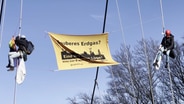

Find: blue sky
0;0;184;104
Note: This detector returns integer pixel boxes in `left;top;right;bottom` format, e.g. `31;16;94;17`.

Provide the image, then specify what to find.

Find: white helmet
21;35;26;38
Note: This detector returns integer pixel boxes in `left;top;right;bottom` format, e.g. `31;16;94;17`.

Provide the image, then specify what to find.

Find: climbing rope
13;0;23;104
160;0;165;32
18;0;23;35
115;0;136;103
159;0;175;103
136;0;155;103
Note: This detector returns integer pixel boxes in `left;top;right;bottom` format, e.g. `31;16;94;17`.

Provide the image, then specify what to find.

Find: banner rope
90;0;108;104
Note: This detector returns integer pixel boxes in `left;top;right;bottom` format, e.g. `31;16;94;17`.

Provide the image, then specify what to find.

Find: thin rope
159;0;165;32
136;0;155;104
159;1;175;103
0;0;6;48
18;0;23;36
115;0;136;103
13;75;17;104
14;0;23;104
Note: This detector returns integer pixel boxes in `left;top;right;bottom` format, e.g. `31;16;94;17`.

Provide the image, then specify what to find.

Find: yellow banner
48;32;119;70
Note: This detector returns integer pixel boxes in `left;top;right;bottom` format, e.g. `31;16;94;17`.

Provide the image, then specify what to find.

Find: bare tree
105;38;160;104
67;93;102;104
67;38;184;104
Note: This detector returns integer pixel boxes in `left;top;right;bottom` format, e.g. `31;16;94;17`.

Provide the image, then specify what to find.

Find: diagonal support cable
115;0;136;103
137;0;155;103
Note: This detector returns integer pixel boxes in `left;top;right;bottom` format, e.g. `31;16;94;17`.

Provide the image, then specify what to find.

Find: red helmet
165;30;171;36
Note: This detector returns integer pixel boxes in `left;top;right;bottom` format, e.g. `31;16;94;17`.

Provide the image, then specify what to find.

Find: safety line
13;0;23;104
168;65;175;104
159;1;175;103
159;0;165;32
18;0;23;36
